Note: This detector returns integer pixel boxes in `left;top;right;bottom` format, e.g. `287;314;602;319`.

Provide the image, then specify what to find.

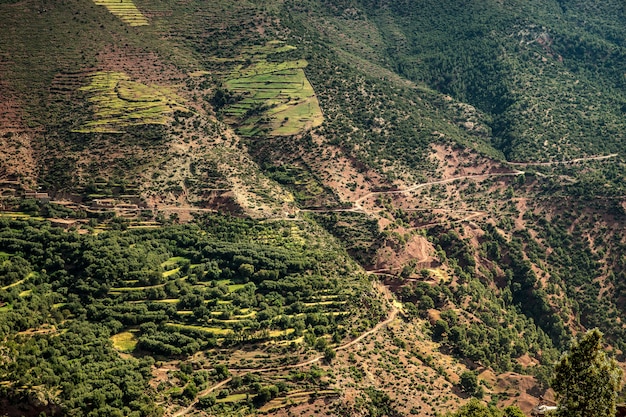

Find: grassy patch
75;71;187;134
155;299;179;304
228;284;246;292
161;257;187;268
268;328;295;338
216;393;248;403
165;323;232;336
224;58;323;137
109;283;166;292
2;272;36;291
0;212;45;221
1;279;25;291
162;267;181;278
92;0;148;26
111;330;138;352
109;277;187;292
302;300;348;307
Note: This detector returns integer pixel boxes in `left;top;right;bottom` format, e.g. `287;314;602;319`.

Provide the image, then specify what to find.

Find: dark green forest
0;216;382;415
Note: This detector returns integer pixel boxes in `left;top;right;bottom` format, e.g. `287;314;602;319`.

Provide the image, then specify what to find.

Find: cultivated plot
223;54;323;137
92;0;149;26
75;71;187;133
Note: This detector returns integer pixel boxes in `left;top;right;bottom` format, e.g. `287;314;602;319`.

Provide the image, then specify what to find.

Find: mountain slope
1;0;626;416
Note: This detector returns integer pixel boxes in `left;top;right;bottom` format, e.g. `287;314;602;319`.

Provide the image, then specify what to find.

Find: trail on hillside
507;153;618;166
171;377;233;417
302;153;620;217
170;303;399;416
302;170;525;216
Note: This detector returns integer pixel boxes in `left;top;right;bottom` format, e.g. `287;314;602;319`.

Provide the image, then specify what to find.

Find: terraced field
111;330;139;352
222;43;323;137
75;71;187;133
103;252;355;343
92;0;149;26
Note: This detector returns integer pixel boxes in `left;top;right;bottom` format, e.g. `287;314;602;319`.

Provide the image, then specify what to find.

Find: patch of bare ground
430;142;507;180
328;317;469;416
97;45;187;86
493;372;554;412
149;361;179;391
307;132;400;205
514;197;529;230
0;57;29;132
0;131;37;188
0;59;37;187
17;324;57;337
373;233;438;273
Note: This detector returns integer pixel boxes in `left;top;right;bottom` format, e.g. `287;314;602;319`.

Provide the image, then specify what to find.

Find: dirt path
335;304;398;351
302;171;524;215
170;303;399;416
303;154;619;216
171;377;233;417
354;170;525;207
507;153;618;166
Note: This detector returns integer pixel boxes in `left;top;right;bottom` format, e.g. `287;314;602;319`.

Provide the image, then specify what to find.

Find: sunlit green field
92;0;148;26
75;71;187;133
222;42;323;137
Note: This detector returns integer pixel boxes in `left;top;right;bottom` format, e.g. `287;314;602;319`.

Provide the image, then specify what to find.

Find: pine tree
552;328;622;417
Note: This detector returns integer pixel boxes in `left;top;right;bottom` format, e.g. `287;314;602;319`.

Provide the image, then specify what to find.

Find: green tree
552;328;622;417
459;371;479;396
446;398;524;417
197;394;216;409
214;364;230;380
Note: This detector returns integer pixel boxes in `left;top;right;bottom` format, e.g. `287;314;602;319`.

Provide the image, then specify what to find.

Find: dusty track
302;171;525;215
507;153;618;166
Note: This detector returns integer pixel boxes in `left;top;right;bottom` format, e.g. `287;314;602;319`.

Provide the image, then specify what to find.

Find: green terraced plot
75;71;187;133
0;212;45;221
111;330;138;352
269;328;295;337
2;279;24;291
161;257;187;267
166;323;232;335
224;60;323;137
216;393;248;403
1;272;36;291
92;0;148;27
162;267;180;278
214;279;246;292
228;284;246;292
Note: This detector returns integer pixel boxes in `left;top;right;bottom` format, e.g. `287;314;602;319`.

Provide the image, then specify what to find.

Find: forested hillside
1;0;626;416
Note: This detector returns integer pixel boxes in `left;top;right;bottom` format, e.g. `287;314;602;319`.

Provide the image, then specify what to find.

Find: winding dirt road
507;153;618;166
166;156;618;415
302;170;525;215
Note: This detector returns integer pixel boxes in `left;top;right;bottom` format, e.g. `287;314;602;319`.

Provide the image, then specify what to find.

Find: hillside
1;0;626;416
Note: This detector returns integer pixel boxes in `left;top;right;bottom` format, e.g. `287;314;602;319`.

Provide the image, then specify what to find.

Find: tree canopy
446;398;524;417
552;328;622;417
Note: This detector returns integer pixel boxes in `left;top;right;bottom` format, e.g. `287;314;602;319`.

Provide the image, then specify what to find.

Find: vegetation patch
216;393;248;403
222;54;323;137
165;323;233;336
75;71;187;133
92;0;148;26
111;330;138;352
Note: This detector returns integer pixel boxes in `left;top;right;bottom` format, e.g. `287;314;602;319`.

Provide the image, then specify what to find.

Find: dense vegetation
0;216;379;415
